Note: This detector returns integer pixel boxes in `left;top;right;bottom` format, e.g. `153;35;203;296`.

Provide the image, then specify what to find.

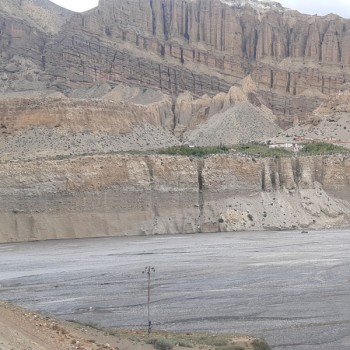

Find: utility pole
142;266;155;334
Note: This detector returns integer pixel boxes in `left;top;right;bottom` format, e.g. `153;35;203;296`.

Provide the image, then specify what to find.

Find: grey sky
277;0;350;18
50;0;97;12
50;0;350;18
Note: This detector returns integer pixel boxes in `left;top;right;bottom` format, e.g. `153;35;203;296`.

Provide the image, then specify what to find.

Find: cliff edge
0;153;349;243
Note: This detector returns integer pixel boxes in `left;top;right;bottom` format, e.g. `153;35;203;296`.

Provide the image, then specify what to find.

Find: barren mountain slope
2;0;350;124
184;102;281;146
0;0;72;33
0;76;283;156
0;95;180;161
270;90;350;147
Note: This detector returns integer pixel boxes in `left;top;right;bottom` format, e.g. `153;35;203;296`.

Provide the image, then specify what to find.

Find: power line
142;266;155;334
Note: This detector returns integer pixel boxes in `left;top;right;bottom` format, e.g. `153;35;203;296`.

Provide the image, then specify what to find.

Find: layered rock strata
44;0;350;121
0;78;281;156
0;96;179;161
0;154;349;243
2;0;350;123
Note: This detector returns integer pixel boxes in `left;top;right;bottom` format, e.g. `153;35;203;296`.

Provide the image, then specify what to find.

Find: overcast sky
50;0;350;18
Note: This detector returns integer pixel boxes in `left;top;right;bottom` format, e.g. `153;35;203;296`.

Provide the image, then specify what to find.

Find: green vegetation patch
104;329;271;350
300;142;349;155
251;339;272;350
158;145;230;157
233;143;293;157
146;337;175;350
146;336;194;349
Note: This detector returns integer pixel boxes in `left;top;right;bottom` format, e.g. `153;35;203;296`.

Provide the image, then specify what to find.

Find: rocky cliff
2;0;350;124
1;0;350;243
46;0;350;122
0;153;349;243
0;77;281;158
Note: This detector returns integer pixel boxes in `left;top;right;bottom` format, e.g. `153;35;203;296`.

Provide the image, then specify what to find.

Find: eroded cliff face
0;77;281;157
1;1;350;244
0;154;349;243
42;0;350;122
0;96;180;161
0;0;72;61
2;0;350;123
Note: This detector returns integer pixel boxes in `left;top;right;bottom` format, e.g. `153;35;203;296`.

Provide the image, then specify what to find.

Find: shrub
176;340;193;348
146;338;174;350
251;339;272;350
158;144;229;157
234;143;293;157
300;142;349;155
198;336;228;347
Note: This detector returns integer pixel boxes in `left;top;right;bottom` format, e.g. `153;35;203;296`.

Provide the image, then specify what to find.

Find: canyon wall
43;0;350;121
2;0;350;124
0;79;281;157
0;96;180;162
0;0;72;62
0;154;349;243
